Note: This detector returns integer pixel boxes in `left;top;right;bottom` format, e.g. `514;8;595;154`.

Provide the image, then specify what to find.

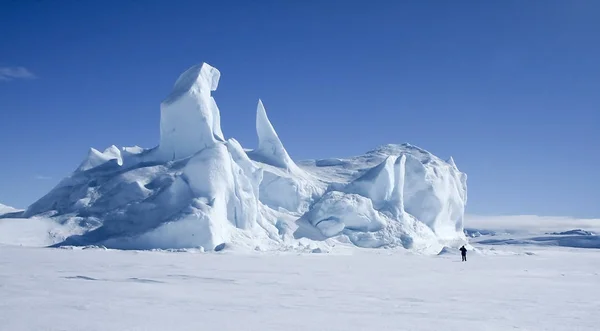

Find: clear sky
0;0;598;217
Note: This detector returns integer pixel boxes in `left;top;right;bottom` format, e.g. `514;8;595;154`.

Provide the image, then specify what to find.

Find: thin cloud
0;66;37;81
34;175;52;180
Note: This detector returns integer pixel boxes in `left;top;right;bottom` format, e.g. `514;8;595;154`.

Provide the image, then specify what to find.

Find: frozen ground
0;242;599;331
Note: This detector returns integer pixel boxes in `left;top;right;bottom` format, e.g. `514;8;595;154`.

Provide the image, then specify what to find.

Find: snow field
0;244;598;331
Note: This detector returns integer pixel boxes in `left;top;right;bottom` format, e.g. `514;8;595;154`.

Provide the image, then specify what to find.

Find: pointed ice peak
250;99;298;171
158;63;225;161
256;99;280;147
447;156;457;168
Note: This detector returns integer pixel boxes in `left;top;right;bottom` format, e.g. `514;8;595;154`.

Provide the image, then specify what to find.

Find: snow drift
5;62;468;253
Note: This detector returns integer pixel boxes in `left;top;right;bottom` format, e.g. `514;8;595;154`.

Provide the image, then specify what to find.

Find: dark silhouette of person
460;245;467;261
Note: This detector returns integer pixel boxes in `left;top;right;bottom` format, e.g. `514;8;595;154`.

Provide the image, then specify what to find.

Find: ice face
308;191;387;237
158;62;225;161
344;156;398;209
402;153;467;242
248;100;298;171
389;154;406;217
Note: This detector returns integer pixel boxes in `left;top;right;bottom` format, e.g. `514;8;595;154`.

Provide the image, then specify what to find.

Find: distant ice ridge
9;62;468;254
0;203;20;215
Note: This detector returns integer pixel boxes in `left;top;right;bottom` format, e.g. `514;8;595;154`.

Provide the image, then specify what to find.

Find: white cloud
34;175;52;180
0;66;37;81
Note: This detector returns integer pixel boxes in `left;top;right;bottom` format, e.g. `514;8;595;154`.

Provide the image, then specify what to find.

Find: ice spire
447;156;457;168
389;154;406;216
158;62;225;161
249;99;299;171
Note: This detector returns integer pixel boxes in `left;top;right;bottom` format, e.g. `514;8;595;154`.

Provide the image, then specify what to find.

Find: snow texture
4;62;469;254
77;145;123;172
1;242;599;331
307;191;387;237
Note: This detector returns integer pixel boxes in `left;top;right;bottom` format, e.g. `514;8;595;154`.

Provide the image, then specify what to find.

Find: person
460;245;467;261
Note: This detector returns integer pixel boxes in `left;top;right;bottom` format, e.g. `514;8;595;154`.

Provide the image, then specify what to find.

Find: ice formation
158;63;224;160
248;100;298;171
247;99;325;214
10;62;468;254
0;203;19;215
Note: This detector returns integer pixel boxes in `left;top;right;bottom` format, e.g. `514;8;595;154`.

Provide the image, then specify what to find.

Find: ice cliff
11;62;468;254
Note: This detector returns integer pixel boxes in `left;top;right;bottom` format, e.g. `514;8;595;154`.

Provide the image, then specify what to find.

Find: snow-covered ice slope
0;203;19;215
0;245;598;331
4;62;468;253
0;217;88;247
296;144;467;251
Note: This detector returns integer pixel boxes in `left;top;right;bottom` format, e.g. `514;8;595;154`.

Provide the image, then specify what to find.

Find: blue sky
0;0;598;217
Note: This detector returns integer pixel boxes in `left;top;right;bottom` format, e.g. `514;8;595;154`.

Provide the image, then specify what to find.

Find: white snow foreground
1;246;599;331
6;62;468;254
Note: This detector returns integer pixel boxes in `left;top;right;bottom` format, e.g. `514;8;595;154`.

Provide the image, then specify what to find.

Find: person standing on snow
460;245;467;261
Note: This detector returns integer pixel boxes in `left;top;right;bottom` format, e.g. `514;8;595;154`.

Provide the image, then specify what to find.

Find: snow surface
4;62;468;253
2;208;600;330
0;216;88;247
77;145;123;172
1;241;599;331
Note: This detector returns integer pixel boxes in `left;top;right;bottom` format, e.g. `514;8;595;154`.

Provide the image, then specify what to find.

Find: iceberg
9;62;468;254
